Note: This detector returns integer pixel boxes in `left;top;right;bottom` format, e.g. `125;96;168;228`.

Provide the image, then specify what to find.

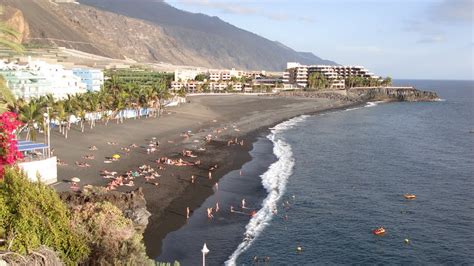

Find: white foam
345;107;361;111
225;115;307;265
365;101;385;107
435;98;446;102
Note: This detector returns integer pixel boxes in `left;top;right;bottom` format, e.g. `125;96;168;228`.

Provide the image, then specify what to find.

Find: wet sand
50;94;354;258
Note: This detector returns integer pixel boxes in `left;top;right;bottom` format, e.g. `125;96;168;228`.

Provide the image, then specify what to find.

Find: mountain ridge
0;0;337;70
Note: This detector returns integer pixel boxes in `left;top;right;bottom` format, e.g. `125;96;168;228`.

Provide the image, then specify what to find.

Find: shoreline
48;95;362;259
148;99;365;258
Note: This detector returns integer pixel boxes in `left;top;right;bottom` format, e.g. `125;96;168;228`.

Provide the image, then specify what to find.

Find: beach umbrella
71;177;81;183
112;154;121;159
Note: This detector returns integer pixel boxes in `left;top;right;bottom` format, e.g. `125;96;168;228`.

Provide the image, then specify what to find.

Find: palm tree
0;6;24;54
62;95;78;139
382;76;392;86
112;91;127;123
86;92;101;129
138;87;153;118
153;80;171;117
308;72;329;90
73;94;89;133
18;99;44;141
104;75;122;97
0;76;15;113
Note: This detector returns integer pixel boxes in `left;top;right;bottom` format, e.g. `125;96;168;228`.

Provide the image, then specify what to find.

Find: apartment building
72;68;104;92
284;62;379;89
0;59;87;100
210;82;228;92
232;83;243;92
174;69;200;82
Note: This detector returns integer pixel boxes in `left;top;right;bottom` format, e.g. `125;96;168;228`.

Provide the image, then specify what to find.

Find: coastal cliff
276;87;439;103
59;187;151;232
349;87;439;102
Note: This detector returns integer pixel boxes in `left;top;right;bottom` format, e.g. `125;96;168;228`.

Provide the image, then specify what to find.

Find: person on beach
242;198;246;209
207;208;214;219
191;175;195;184
215;202;220;212
230;205;234;213
208;171;212;179
186;207;190;219
214;183;219;191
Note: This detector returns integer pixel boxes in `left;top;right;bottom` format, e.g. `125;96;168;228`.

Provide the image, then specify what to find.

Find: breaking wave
365;101;385;107
224;115;308;265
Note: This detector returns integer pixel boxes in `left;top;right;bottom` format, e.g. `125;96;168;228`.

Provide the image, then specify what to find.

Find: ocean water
158;80;474;265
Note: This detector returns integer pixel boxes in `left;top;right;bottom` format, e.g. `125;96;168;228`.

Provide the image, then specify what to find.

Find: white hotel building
0;59;89;100
0;59;105;100
283;62;379;89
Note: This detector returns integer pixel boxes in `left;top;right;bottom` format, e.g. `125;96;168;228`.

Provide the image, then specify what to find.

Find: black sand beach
50;95;353;257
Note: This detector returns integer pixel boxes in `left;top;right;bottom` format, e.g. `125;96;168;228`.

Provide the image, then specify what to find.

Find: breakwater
276;86;439;102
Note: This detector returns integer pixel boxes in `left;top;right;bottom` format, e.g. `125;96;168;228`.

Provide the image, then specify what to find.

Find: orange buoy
372;227;386;235
404;194;416;200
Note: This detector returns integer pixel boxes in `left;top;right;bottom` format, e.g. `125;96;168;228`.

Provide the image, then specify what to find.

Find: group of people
227;137;244;147
157;156;199;167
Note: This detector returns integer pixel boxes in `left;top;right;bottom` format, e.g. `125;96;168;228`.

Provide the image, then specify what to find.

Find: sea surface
158;80;474;265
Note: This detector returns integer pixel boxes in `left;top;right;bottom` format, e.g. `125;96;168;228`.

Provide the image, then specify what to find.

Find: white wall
18;157;58;185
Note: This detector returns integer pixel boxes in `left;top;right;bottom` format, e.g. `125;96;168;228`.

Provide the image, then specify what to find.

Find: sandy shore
50;95;355;258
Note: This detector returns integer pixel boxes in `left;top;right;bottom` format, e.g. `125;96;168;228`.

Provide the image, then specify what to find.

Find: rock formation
59;187;151;232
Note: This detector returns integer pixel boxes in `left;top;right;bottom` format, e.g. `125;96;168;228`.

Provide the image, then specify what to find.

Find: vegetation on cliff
0;114;155;264
70;201;154;265
0;167;90;264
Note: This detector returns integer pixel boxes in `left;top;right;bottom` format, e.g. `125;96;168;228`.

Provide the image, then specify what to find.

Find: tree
0;6;24;54
17;99;44;141
0;76;15;113
153;79;171;117
307;72;329;90
225;84;233;93
382;76;392;86
195;73;208;81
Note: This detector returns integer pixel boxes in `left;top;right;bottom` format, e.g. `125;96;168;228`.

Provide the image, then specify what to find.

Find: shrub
0;167;90;264
70;201;154;265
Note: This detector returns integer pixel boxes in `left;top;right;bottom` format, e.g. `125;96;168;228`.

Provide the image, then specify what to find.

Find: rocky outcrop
276;87;439;103
59;187;151;232
0;6;29;43
349;87;439;102
275;91;359;102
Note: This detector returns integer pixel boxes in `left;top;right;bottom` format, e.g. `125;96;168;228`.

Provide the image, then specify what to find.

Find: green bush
0;166;90;264
70;201;155;265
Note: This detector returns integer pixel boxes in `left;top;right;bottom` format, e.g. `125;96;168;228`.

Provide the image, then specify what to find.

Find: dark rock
349;87;439;102
59;187;151;232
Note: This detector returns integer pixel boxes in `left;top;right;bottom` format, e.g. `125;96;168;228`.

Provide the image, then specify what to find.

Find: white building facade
0;59;88;100
72;68;104;92
284;62;380;89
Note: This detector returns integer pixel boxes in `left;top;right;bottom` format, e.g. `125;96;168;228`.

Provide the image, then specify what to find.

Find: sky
167;0;473;80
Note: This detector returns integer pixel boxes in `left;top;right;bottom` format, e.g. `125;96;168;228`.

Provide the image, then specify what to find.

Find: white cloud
431;0;473;23
417;35;446;44
403;19;446;44
403;0;472;45
338;45;383;53
175;0;314;23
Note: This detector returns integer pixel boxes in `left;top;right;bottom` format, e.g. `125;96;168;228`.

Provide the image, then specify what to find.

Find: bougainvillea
0;112;23;177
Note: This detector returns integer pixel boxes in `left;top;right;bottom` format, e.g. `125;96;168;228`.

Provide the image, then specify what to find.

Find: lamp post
201;243;210;266
43;108;50;157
